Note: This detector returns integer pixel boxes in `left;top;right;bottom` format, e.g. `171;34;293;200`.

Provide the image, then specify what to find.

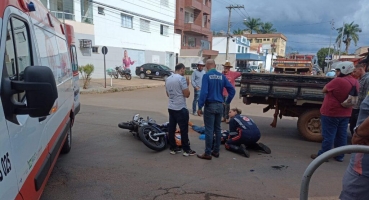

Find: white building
40;0;180;78
212;35;268;71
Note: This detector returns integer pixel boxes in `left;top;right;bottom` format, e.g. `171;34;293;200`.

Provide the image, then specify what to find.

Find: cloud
211;0;368;54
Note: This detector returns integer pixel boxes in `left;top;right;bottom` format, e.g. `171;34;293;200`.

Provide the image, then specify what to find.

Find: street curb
80;83;165;94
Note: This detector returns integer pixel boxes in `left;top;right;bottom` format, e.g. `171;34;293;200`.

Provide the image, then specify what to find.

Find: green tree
336;22;362;54
258;22;277;34
233;28;244;35
317;48;335;69
212;31;224;36
243;17;262;34
79;64;95;89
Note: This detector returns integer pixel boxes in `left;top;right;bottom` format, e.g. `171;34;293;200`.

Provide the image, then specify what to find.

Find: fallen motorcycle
118;114;168;151
114;66;132;80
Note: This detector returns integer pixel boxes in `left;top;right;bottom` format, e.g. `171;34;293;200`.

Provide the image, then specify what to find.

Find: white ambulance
0;0;78;199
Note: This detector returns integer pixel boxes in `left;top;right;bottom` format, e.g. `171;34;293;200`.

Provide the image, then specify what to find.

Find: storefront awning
236;53;265;61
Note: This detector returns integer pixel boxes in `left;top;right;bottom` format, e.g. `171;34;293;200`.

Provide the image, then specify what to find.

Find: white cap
197;60;205;65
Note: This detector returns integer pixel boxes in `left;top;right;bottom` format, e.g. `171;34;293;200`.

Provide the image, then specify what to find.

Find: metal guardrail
300;145;369;200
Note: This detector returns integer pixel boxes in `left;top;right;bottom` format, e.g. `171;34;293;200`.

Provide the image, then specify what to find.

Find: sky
211;0;369;55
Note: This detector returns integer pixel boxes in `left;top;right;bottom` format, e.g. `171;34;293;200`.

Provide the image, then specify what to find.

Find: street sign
102;46;108;55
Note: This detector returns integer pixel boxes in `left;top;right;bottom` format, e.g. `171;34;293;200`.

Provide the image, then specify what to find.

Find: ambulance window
12;18;32;79
3;17;32;102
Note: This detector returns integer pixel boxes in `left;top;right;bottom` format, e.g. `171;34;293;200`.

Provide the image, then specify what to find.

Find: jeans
192;89;200;114
318;115;349;160
349;109;360;135
192;125;205;134
223;96;230;119
168;108;190;151
204;102;223;155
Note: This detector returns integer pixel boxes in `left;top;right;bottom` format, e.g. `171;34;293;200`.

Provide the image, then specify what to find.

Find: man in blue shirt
191;60;206;115
197;59;236;160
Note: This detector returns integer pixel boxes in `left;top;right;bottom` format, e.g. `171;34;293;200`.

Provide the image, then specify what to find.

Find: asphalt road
41;86;348;200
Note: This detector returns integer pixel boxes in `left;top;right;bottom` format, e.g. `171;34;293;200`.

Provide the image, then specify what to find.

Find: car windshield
160;65;171;71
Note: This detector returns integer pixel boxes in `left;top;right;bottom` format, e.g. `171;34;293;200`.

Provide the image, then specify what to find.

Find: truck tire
297;109;323;142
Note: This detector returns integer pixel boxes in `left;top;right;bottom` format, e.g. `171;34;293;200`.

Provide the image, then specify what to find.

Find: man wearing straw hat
222;61;241;123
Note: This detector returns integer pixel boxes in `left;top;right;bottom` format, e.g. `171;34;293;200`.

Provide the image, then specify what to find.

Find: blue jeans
318;115;349;160
204;102;223;155
223;96;230;119
192;125;205;134
192;89;200;114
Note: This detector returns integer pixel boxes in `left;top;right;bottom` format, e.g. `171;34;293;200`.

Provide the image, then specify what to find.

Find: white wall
212;37;249;54
92;0;177;53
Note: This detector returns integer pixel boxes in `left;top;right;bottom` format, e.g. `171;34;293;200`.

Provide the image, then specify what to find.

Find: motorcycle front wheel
125;74;132;80
113;73;119;79
138;125;167;151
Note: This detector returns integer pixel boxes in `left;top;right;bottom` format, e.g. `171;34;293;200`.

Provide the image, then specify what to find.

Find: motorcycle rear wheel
138;125;167;151
125;74;132;80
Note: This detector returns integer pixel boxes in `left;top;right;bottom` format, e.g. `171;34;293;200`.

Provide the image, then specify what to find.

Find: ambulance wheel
139;125;167;151
297;109;322;143
139;73;146;79
61;121;72;154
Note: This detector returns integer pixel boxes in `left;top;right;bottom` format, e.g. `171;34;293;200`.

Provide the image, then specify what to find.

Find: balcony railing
185;0;202;10
50;11;75;21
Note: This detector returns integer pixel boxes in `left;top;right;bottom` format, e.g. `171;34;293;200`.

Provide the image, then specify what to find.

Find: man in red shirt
311;61;359;162
222;61;241;123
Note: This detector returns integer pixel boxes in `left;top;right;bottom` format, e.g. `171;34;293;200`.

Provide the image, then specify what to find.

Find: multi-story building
355;46;369;57
40;0;180;78
174;0;218;67
244;33;287;57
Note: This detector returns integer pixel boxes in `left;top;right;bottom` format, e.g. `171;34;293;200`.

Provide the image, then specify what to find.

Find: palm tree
258;22;277;34
233;28;244;35
336;22;362;54
243;17;262;34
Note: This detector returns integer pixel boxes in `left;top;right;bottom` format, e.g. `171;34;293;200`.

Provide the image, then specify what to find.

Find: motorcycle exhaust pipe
152;132;166;137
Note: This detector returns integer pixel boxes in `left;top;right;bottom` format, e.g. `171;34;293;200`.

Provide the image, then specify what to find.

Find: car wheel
140;73;146;79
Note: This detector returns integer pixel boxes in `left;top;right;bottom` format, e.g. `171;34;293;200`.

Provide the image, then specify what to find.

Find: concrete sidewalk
79;77;165;94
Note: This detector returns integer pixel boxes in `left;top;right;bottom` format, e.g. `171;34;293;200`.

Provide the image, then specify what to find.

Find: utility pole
225;4;244;60
339;21;345;59
328;19;334;59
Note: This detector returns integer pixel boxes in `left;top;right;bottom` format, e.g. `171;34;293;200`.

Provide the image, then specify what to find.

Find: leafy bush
79;64;95;89
185;70;193;75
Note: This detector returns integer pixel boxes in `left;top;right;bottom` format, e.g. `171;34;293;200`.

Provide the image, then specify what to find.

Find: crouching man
225;108;271;158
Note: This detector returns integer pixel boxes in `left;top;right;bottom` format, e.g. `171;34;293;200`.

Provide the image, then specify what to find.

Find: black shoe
170;147;182;155
257;143;271;154
240;144;250;158
183;149;196;157
197;153;212;160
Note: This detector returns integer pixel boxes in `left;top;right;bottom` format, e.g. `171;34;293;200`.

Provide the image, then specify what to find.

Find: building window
98;7;104;15
242;47;245;53
256;39;262;43
238;46;241;53
81;0;93;24
121;14;133;28
160;0;169;7
188;37;196;47
184;12;194;23
180;8;183;12
273;38;278;43
48;0;75;20
140;19;150;32
263;39;266;41
160;25;168;36
183;35;186;46
267;38;270;41
92;46;99;53
249;39;253;43
202;15;207;27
